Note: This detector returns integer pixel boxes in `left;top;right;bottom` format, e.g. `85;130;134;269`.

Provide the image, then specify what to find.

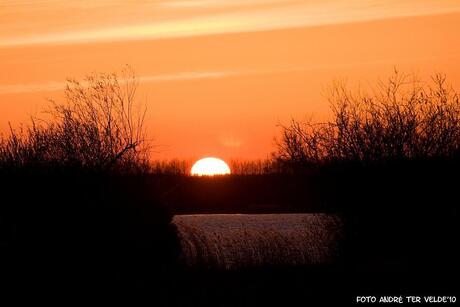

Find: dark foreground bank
0;162;458;304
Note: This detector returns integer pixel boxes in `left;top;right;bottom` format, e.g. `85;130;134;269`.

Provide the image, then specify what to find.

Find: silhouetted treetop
0;67;148;171
275;71;460;171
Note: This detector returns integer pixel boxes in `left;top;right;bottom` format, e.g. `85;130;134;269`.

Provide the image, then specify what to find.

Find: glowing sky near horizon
1;1;460;160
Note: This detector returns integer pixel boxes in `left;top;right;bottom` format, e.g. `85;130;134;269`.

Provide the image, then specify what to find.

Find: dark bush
275;71;460;170
0;67;149;172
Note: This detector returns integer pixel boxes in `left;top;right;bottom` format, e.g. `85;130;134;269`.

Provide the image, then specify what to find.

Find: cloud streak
0;70;239;95
3;49;460;95
1;0;460;47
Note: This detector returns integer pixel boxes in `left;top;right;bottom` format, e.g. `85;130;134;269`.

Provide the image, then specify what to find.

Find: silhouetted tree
0;67;148;171
274;71;460;171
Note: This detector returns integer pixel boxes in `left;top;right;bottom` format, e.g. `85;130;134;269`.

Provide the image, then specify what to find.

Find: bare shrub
229;159;280;175
149;159;191;175
0;67;148;171
275;71;460;170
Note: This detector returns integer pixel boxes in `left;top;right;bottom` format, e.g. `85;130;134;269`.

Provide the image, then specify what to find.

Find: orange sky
1;1;460;160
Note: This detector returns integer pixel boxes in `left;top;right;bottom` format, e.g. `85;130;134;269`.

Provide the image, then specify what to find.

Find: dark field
1;162;458;304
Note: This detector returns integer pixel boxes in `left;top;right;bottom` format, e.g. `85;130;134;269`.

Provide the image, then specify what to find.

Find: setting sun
191;157;231;176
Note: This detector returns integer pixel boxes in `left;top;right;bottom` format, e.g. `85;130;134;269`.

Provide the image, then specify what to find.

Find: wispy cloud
0;81;65;95
1;0;459;47
141;70;238;82
3;49;460;94
0;70;239;95
157;0;290;9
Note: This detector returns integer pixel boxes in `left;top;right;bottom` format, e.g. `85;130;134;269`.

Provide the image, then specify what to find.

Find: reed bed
173;213;342;270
